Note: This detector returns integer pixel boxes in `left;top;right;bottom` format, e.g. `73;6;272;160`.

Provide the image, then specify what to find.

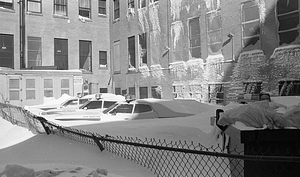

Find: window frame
99;51;107;68
98;0;106;15
138;0;145;9
138;33;147;66
54;38;68;70
27;0;42;13
128;35;136;70
0;0;13;10
79;0;91;19
241;1;260;48
113;0;120;21
79;40;92;72
54;0;68;16
188;17;201;58
0;34;14;69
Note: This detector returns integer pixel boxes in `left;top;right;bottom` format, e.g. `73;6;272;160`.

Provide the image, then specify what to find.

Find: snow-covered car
53;98;217;122
41;93;125;119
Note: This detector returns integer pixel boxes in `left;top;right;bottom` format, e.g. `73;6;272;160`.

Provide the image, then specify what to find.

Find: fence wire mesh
2;101;300;177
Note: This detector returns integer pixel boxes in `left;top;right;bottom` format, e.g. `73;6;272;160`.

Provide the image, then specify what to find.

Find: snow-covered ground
0;95;225;177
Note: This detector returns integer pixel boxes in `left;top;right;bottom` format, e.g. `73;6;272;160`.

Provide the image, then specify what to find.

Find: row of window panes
0;0;107;18
114;86;161;99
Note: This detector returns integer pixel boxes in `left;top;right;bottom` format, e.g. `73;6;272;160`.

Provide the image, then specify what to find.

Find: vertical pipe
19;0;26;69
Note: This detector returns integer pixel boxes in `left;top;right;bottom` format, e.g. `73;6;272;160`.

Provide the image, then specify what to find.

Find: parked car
41;93;125;119
53;98;217;122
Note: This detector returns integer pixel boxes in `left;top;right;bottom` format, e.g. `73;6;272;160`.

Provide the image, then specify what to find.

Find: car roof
119;98;217;118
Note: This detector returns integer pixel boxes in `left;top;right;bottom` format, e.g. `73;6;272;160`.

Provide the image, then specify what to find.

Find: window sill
98;14;107;18
80;69;93;74
113;18;120;23
27;11;43;16
99;66;108;69
113;71;121;75
53;14;69;19
79;16;92;22
0;7;15;13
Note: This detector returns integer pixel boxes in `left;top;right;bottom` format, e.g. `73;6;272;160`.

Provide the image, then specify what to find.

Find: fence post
92;134;105;151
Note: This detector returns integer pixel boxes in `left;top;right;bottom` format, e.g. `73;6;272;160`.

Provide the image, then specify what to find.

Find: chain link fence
2;100;300;177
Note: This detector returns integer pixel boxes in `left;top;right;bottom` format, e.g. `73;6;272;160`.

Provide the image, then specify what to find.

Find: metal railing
2;101;300;177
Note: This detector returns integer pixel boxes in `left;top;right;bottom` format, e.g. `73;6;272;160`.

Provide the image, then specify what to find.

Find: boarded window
0;34;14;69
114;0;120;20
27;0;42;13
206;11;222;54
115;88;121;95
79;40;92;72
79;0;91;18
241;1;260;48
98;0;106;15
100;88;108;93
54;0;67;16
139;86;148;99
139;33;147;65
128;36;136;69
277;0;299;45
54;38;68;70
189;17;201;58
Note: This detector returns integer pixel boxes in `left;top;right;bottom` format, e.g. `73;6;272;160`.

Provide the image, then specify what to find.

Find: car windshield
102;103;119;114
80;100;102;109
109;104;133;114
61;99;78;107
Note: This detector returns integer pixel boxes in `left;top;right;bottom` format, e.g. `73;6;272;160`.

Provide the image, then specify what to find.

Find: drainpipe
19;0;26;69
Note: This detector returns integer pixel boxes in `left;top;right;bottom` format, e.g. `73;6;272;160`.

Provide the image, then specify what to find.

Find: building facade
0;0;111;100
109;0;300;104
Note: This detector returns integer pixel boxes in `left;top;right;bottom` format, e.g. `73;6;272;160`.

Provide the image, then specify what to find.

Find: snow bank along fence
2;102;300;177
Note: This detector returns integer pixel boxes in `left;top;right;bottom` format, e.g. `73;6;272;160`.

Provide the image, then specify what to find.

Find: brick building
109;0;300;104
0;0;111;99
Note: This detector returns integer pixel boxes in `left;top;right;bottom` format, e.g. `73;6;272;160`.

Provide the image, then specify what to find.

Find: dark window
150;0;158;3
139;33;147;65
110;104;133;114
138;0;145;8
99;51;107;67
115;87;121;95
206;11;222;53
279;80;300;96
134;104;152;113
27;0;42;13
100;88;108;93
129;87;135;98
0;34;14;69
79;0;91;18
0;0;13;9
54;38;68;70
83;101;102;109
103;101;117;108
128;0;134;8
128;36;136;69
241;1;260;48
98;0;106;15
79;40;92;72
151;86;161;99
79;98;89;104
139;87;148;99
114;0;120;20
277;0;299;45
28;36;42;68
189;17;201;58
54;0;67;16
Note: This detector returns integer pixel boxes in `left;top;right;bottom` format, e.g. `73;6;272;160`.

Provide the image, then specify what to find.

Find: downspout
19;0;26;69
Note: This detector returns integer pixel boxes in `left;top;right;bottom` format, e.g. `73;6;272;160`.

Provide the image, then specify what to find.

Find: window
134;104;152;113
189;17;201;58
27;0;42;13
277;0;299;45
113;41;120;73
115;87;121;95
26;79;36;100
103;101;116;108
110;104;133;114
139;87;148;99
79;40;92;72
0;34;14;69
83;101;102;109
99;51;107;67
138;0;145;8
129;87;135;98
128;0;134;8
206;11;222;54
28;36;42;68
54;0;67;16
98;0;106;15
100;88;108;93
241;1;260;48
44;79;53;97
9;79;19;100
114;0;120;20
79;0;91;18
151;86;161;99
54;38;68;70
61;79;70;95
0;0;13;10
128;36;136;69
150;0;158;4
279;80;300;96
139;33;147;65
